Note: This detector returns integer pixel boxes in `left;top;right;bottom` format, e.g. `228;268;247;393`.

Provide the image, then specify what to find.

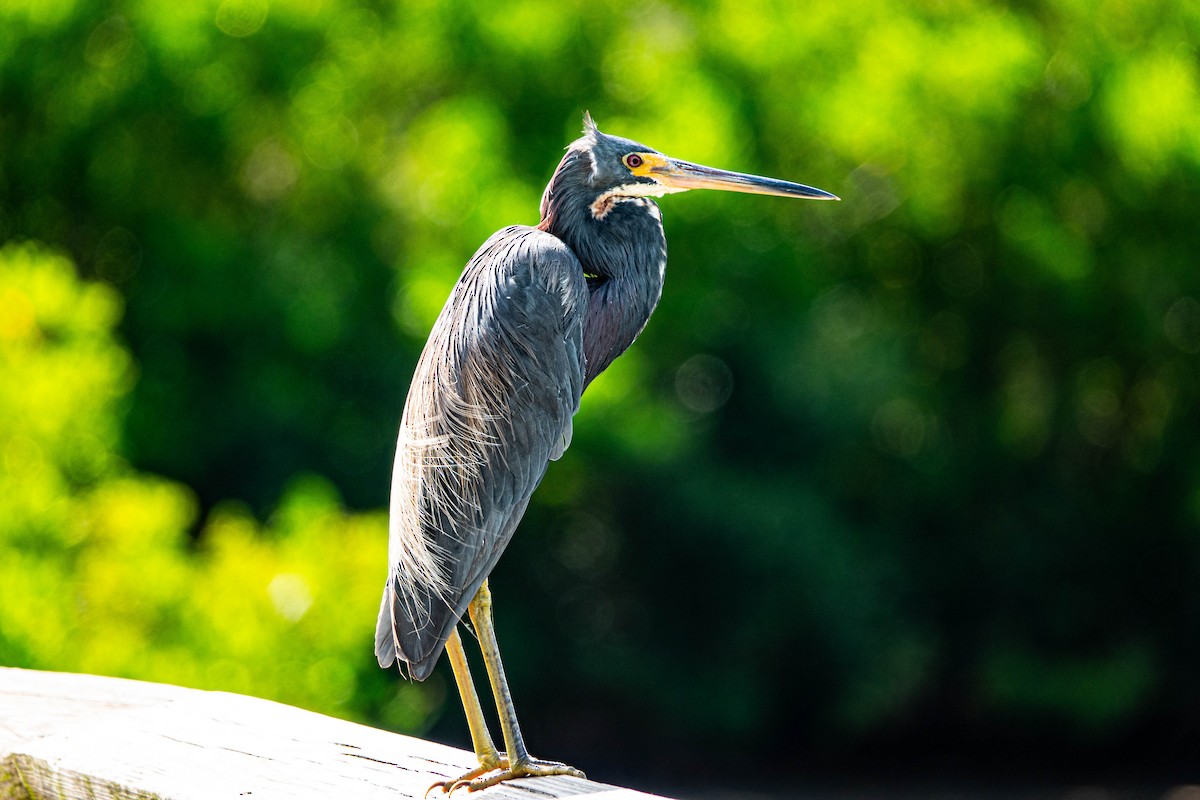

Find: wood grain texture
0;668;668;800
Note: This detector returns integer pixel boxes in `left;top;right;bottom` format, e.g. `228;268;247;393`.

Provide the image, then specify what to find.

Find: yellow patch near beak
624;152;669;178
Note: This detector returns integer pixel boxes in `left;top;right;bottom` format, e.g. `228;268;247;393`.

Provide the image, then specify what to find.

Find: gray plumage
377;120;666;679
376;114;836;683
376;226;589;679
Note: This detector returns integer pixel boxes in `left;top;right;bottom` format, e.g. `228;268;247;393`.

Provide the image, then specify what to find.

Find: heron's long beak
652;158;839;201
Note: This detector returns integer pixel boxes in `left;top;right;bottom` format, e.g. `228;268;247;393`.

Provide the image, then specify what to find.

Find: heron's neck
577;210;667;386
539;161;668;387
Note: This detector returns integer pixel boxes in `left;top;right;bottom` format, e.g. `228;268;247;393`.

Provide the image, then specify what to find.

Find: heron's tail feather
374;585;398;668
375;575;462;681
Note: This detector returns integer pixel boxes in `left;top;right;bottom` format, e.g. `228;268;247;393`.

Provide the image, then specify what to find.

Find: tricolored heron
376;114;837;791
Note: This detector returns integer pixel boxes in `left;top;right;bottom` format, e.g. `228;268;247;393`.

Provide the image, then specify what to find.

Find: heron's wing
376;226;587;679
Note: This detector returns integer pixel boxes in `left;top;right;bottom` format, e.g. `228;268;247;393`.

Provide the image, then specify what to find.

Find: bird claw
425;776;479;797
426;757;585;793
424;755;510;796
452;758;586;792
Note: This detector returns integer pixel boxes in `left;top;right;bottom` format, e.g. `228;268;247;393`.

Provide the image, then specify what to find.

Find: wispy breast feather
377;225;588;677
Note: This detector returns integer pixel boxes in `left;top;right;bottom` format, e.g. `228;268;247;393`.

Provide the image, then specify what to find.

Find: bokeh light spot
216;0;269;37
84;16;133;69
93;227;141;284
268;573;314;623
241;139;300;203
872;397;929;459
1164;297;1200;354
675;353;733;414
997;337;1055;458
1076;358;1124;448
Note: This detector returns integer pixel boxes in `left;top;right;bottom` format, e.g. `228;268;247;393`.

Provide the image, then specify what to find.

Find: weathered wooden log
0;667;667;800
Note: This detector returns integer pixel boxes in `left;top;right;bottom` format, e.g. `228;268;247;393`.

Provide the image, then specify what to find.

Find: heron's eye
624;153;644;169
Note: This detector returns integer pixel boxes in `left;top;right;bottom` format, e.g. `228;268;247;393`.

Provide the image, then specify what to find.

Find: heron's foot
425;754;509;796
448;756;585;792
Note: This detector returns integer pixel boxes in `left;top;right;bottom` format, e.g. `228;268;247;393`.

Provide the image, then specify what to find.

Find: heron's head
568;112;838;217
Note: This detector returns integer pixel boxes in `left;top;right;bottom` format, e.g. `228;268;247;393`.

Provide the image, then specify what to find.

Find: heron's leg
426;629;508;795
449;580;585;791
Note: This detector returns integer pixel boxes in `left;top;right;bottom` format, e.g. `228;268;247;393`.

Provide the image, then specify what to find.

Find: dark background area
2;0;1199;795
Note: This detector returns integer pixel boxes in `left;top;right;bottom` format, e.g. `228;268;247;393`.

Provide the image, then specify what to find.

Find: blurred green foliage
2;0;1200;783
0;244;431;729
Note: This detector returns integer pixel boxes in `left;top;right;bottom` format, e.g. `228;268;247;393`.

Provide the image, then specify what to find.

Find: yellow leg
452;580;585;791
425;629;507;796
